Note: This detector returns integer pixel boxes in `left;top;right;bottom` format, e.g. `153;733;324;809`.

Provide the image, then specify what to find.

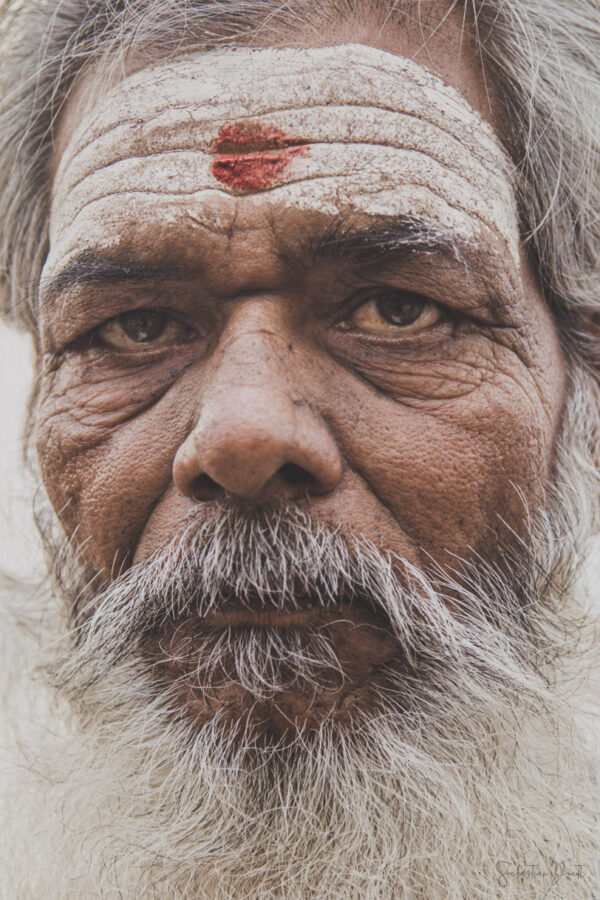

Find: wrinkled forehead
48;43;519;276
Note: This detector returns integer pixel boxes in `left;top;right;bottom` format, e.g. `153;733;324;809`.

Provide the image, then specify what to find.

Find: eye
96;309;193;350
349;289;441;335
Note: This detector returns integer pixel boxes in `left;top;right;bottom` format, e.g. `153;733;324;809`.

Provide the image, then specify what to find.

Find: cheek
339;361;558;563
36;360;195;572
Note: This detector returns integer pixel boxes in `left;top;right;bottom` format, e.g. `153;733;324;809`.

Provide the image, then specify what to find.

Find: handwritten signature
496;859;588;890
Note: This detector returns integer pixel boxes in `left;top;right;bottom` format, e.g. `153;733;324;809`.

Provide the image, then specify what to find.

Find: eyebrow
308;214;462;263
40;215;465;305
41;253;189;301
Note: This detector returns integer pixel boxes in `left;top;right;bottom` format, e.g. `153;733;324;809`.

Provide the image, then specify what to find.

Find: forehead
45;42;519;286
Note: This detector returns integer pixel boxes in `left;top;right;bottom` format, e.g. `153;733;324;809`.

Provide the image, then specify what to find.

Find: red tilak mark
211;121;310;191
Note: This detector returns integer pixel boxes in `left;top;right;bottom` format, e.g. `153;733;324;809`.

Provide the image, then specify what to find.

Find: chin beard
5;372;600;898
23;497;596;897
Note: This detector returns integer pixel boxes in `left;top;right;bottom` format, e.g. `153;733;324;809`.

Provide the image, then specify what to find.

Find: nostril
190;473;225;501
279;462;316;488
173;407;342;501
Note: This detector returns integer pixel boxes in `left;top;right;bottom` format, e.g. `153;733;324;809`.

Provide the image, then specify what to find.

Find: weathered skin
35;23;566;722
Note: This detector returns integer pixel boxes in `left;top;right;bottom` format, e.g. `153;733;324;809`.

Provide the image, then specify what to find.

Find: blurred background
0;319;41;578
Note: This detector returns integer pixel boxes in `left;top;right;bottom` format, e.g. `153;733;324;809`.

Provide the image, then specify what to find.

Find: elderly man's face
35;17;566;728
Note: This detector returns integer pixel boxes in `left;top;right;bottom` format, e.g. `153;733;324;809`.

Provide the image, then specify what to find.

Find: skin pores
36;40;565;699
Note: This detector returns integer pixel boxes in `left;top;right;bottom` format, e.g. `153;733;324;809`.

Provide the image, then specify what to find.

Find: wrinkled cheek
36;414;78;543
343;390;551;566
35;379;190;574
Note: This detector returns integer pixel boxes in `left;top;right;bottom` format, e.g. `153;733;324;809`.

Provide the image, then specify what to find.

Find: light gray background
0;320;40;577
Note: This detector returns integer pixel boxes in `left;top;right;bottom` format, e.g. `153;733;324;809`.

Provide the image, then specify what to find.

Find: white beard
2;506;600;899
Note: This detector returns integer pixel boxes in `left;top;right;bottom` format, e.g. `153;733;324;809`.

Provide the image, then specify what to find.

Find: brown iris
97;309;191;349
350;290;440;335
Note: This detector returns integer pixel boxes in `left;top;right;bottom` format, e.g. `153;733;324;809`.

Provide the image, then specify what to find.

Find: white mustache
69;504;405;657
52;502;546;705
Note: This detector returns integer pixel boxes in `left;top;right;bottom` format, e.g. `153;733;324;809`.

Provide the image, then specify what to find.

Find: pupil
122;310;167;343
376;293;425;326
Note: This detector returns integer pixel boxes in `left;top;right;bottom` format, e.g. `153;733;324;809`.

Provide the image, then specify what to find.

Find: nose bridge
211;303;298;402
201;316;301;452
172;300;343;501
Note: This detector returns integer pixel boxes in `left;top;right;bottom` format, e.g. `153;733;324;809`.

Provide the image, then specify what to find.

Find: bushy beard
58;505;401;716
54;503;567;740
35;508;597;896
5;370;600;898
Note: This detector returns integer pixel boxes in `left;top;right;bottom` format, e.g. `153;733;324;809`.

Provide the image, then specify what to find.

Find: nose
172;323;342;502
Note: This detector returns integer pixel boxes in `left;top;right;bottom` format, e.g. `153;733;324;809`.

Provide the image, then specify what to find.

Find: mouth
141;581;396;638
196;599;391;631
139;597;401;736
140;595;399;675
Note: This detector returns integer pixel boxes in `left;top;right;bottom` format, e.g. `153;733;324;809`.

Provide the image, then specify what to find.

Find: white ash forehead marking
60;107;509;197
55;144;513;251
60;44;510;178
50;43;521;272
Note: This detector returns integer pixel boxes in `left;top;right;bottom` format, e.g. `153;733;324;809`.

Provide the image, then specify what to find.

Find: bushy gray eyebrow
308;214;461;262
40;213;464;305
41;252;187;299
